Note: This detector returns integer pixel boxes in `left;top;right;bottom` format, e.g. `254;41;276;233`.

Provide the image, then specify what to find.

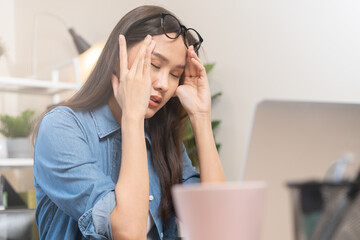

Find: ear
111;74;119;97
112;71;119;80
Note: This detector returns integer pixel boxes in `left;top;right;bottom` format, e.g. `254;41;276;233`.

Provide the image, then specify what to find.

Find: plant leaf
204;63;215;73
0;110;35;138
211;92;222;101
212;120;221;130
216;143;221;151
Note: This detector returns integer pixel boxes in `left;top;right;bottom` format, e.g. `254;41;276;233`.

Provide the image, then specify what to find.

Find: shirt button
161;232;164;238
149;195;154;201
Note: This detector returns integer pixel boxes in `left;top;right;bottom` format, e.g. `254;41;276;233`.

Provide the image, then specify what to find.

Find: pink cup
172;181;266;240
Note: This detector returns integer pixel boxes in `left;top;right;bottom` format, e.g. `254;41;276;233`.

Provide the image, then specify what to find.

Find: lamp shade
78;41;105;83
68;28;91;54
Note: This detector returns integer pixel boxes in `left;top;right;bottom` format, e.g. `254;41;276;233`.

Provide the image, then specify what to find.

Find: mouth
149;95;162;108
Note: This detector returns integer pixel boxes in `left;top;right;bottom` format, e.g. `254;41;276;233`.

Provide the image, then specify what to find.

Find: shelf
0;76;81;95
0;158;33;168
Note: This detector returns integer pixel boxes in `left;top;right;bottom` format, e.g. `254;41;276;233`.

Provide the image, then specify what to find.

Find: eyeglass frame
128;13;203;52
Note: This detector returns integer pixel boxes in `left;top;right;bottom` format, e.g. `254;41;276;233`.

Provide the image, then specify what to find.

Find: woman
34;5;226;240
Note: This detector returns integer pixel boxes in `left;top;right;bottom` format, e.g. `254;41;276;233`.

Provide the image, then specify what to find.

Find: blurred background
1;0;360;239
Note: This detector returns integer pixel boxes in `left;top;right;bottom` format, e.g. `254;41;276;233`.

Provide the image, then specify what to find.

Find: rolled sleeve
34;108;116;239
79;191;116;239
181;144;200;184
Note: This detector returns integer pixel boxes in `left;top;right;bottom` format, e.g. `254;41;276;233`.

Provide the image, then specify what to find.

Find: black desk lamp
68;28;91;54
31;12;92;77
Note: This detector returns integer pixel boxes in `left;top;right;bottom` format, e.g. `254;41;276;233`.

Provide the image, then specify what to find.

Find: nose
152;71;169;92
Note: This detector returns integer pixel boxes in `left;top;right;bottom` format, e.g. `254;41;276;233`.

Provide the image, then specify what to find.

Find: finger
111;74;120;97
128;35;152;77
185;47;193;75
144;40;156;77
188;46;206;75
190;47;203;65
119;35;128;80
186;46;197;76
191;57;206;75
134;39;151;78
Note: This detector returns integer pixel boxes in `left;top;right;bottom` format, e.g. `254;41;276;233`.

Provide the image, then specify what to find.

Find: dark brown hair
34;5;191;225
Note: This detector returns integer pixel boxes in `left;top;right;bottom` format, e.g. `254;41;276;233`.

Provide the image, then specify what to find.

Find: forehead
151;34;187;65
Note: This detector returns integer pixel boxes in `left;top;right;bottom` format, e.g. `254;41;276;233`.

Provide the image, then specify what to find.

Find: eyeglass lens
184;29;201;50
162;14;182;38
162;14;201;51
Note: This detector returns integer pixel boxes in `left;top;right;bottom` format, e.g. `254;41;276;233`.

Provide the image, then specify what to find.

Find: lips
149;95;162;108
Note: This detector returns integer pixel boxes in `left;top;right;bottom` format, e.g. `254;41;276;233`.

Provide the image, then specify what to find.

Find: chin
145;108;157;119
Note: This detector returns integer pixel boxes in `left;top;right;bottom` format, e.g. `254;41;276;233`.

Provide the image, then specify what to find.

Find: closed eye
151;63;160;69
170;73;181;79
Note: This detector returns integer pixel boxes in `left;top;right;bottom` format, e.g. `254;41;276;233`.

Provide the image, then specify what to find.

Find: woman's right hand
112;34;156;120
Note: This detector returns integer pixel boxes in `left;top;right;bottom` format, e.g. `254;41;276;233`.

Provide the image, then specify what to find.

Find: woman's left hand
176;46;211;119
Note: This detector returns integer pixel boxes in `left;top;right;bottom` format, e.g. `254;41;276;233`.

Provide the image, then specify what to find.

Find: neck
108;95;122;124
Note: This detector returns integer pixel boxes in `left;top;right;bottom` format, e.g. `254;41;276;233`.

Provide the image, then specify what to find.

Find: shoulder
36;107;95;151
39;106;93;136
44;106;87;120
42;106;92;126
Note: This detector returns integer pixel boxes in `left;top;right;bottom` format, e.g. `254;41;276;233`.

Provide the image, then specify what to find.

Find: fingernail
119;34;124;41
145;35;151;41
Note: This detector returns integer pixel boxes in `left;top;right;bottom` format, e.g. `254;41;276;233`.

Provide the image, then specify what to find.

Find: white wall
10;0;360;174
0;0;18;116
0;0;15;76
2;0;360;239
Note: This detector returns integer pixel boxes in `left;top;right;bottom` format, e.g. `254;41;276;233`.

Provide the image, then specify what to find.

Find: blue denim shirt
33;104;200;240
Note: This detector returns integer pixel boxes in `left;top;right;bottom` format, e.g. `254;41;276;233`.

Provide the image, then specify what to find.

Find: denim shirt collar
90;104;151;144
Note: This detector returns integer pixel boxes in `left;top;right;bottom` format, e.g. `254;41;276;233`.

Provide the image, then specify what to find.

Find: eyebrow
152;52;185;69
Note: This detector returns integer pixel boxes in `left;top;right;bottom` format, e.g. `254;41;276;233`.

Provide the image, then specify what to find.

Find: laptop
242;100;360;240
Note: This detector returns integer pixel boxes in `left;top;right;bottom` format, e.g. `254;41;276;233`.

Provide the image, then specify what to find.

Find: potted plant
0;110;36;158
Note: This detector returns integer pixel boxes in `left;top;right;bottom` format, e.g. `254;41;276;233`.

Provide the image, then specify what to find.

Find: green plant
183;63;222;167
0;110;36;138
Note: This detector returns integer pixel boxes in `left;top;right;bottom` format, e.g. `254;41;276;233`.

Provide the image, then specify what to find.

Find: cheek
149;69;157;81
169;81;179;95
160;82;179;105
